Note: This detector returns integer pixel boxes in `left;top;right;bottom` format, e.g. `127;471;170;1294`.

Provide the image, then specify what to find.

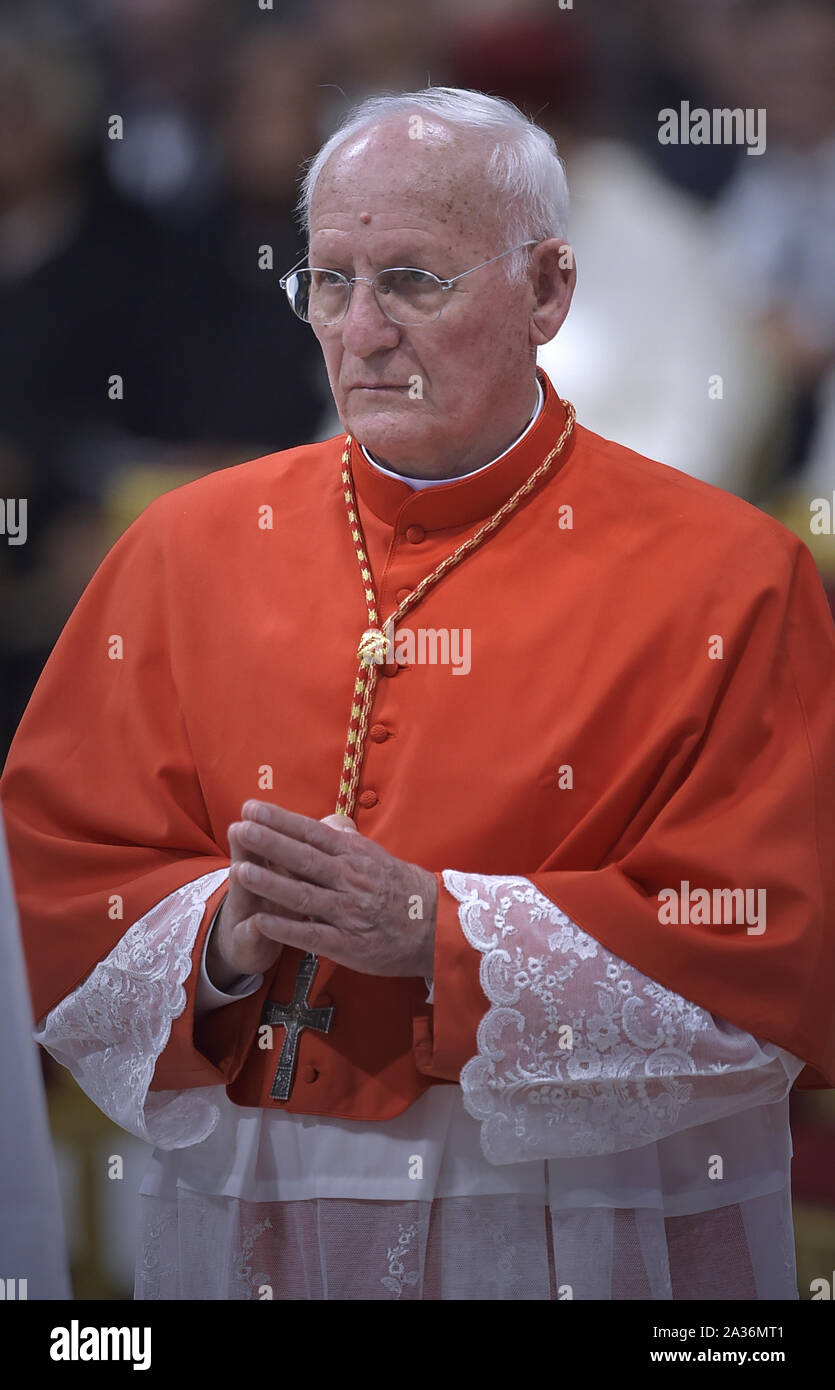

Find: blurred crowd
0;0;833;1298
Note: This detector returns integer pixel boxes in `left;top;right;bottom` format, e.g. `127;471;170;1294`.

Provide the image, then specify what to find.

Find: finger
227;821;274;870
241;801;356;859
243;910;341;960
232;858;339;920
320;814;358;833
231;819;344;890
230;919;284;974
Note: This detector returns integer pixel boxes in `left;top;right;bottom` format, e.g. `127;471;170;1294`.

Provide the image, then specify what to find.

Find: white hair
297;86;569;281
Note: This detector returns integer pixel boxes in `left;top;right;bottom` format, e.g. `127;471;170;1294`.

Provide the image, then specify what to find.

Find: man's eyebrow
308;232;444;270
310;251;449;277
306;261;416;283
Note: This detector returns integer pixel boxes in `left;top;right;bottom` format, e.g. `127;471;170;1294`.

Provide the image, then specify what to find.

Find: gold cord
334;400;576;816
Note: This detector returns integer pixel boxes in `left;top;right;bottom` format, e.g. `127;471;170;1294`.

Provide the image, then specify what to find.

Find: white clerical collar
360;377;544;490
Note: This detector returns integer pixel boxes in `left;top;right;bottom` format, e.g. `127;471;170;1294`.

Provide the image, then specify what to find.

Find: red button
396;587;412;604
369;723;389;742
301;1065;318;1084
382;662;404;678
405;524;425;544
358;789;378;809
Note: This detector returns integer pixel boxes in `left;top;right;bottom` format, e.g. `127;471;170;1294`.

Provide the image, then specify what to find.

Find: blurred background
0;0;832;1298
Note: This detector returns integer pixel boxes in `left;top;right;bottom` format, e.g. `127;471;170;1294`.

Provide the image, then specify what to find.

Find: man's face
307;118;554;478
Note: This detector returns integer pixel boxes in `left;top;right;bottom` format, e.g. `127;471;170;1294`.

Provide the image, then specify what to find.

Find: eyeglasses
279;240;539;327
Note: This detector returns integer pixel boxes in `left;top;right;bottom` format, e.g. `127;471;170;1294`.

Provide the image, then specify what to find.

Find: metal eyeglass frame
279;240;539;326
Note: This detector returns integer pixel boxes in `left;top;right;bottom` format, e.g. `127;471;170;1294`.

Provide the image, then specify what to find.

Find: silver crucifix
261;953;334;1100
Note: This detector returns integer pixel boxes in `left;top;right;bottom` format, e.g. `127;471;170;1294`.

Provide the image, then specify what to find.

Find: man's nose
339;279;401;356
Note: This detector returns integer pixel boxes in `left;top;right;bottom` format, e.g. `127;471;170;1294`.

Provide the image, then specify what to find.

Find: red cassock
3;369;834;1114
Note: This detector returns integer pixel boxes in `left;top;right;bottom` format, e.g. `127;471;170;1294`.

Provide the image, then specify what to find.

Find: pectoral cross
262;953;334;1101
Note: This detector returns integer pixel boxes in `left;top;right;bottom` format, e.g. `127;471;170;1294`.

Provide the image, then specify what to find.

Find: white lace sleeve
443;871;805;1165
34;869;230;1150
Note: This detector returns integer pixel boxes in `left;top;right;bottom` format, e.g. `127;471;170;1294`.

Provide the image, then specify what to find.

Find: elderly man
3;87;834;1302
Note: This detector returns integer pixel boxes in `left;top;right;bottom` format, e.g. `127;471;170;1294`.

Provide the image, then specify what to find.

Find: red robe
3;368;834;1114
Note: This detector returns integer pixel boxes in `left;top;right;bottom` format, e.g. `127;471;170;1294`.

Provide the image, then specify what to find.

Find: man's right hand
205;817;291;990
206;807;357;990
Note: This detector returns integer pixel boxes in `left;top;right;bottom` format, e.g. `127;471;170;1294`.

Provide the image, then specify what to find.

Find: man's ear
529;238;576;348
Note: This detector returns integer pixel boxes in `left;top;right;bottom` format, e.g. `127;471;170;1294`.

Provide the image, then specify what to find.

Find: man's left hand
227;800;438;978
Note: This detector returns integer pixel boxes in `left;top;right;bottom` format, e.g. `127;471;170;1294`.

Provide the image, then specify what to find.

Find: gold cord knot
357;627;389;666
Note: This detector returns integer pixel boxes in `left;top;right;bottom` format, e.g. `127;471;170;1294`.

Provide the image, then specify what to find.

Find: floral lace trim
442;871;792;1165
233;1216;274;1299
34;870;230;1149
380;1219;427;1298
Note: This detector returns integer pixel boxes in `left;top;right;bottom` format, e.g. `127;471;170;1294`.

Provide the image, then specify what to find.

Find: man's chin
346;403;434;465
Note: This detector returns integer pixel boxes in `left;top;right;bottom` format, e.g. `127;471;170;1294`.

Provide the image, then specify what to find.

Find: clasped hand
207;801;438;990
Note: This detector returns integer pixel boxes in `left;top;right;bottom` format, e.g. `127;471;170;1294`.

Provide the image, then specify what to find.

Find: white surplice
35;867;803;1300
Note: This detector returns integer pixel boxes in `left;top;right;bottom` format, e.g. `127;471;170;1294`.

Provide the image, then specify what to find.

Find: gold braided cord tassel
357;628;390;666
334;401;576;817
